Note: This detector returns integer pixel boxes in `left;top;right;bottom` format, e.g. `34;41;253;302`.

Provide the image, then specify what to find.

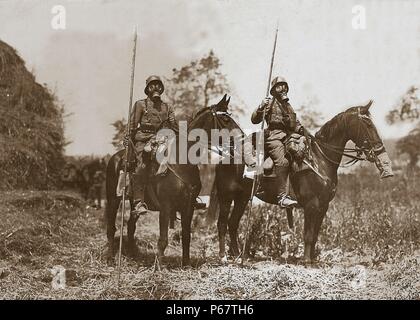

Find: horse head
189;94;243;163
344;100;393;178
190;94;240;132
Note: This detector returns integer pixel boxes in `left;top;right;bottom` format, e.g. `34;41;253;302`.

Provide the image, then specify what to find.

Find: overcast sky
1;0;419;155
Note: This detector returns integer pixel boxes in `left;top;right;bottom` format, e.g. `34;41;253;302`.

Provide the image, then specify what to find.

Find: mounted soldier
124;75;178;216
251;76;305;208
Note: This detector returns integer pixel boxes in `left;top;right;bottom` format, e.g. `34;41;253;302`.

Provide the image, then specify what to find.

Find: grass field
0;169;419;299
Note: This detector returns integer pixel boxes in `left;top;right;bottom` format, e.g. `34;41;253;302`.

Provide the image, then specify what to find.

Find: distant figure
88;166;106;209
61;162;81;190
83;158;106;208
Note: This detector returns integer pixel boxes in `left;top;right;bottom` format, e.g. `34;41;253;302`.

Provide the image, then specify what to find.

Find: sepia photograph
0;0;419;305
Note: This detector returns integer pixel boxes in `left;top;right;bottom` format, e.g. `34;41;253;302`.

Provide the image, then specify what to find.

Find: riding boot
275;166;298;208
131;173;148;215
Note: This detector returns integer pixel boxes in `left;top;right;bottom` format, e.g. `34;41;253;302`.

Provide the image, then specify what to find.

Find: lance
241;25;278;264
117;26;138;287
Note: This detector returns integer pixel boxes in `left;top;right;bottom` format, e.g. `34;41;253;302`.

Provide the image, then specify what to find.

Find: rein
185;108;245;161
313;106;380;167
314;139;366;167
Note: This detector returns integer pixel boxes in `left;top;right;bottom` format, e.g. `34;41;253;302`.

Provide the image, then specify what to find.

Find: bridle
209;106;246;161
185;105;245;161
314;107;384;167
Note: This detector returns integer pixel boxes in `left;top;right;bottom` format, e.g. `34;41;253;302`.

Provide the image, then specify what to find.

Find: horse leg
96;186;102;209
228;196;248;258
180;203;194;267
217;199;232;262
157;204;170;266
105;197;120;263
310;206;328;262
127;203;140;258
302;197;320;265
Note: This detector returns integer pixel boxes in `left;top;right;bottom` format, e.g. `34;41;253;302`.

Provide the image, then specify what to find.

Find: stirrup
278;195;298;208
194;200;207;210
131;201;148;216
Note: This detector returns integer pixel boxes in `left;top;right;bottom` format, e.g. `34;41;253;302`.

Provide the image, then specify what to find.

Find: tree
111;51;245;149
296;106;324;132
111;118;126;150
396;126;420;169
386;86;419;124
386;86;420;169
164;50;245;121
295;96;324;132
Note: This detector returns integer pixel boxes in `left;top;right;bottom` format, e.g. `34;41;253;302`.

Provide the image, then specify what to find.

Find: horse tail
104;150;123;224
286;207;294;229
206;181;219;225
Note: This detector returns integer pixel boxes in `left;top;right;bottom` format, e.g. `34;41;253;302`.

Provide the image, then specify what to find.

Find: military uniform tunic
128;97;177;202
251;98;302;168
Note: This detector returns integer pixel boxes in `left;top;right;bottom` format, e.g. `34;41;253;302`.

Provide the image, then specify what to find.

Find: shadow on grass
106;235;207;270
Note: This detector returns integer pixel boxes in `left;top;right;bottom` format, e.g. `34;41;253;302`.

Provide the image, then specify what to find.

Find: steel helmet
144;75;164;95
270;76;289;96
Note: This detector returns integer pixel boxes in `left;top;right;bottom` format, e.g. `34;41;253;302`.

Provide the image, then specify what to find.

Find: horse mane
189;105;244;134
192;106;210;120
315;105;371;141
315;112;346;140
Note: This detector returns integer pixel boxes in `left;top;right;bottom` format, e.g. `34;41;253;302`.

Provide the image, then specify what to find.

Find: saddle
262;133;313;178
143;135;171;176
116;136;169;198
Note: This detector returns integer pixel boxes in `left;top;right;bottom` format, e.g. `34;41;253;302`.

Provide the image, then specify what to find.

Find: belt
139;123;157;133
268;123;287;131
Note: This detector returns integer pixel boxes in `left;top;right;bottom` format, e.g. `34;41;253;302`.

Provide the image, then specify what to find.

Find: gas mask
146;82;164;102
273;83;289;102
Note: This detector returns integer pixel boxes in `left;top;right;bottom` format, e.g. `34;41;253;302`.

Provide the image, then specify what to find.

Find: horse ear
226;96;231;106
361;100;373;114
218;94;227;106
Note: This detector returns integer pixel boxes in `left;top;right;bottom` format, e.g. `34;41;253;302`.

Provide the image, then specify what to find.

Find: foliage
395;125;420;168
386;86;419;124
165;50;245;121
244;168;420;264
385;86;420;168
111;51;245;150
295;104;324;132
111;118;126;151
0;40;67;189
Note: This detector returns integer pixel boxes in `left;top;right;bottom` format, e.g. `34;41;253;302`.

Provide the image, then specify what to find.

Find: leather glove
258;97;271;112
298;126;305;135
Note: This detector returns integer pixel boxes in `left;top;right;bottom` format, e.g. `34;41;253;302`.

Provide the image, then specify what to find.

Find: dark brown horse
209;100;393;264
105;95;234;266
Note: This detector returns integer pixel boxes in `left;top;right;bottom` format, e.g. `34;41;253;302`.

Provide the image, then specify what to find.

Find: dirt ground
0;190;418;300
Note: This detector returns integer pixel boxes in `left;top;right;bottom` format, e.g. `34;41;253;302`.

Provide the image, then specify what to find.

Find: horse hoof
106;255;115;266
299;258;313;266
105;248;115;265
219;255;228;265
181;257;191;268
181;264;193;270
127;244;140;258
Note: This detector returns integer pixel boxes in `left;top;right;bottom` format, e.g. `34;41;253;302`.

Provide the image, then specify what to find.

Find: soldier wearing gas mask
124;75;177;215
251;76;305;208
